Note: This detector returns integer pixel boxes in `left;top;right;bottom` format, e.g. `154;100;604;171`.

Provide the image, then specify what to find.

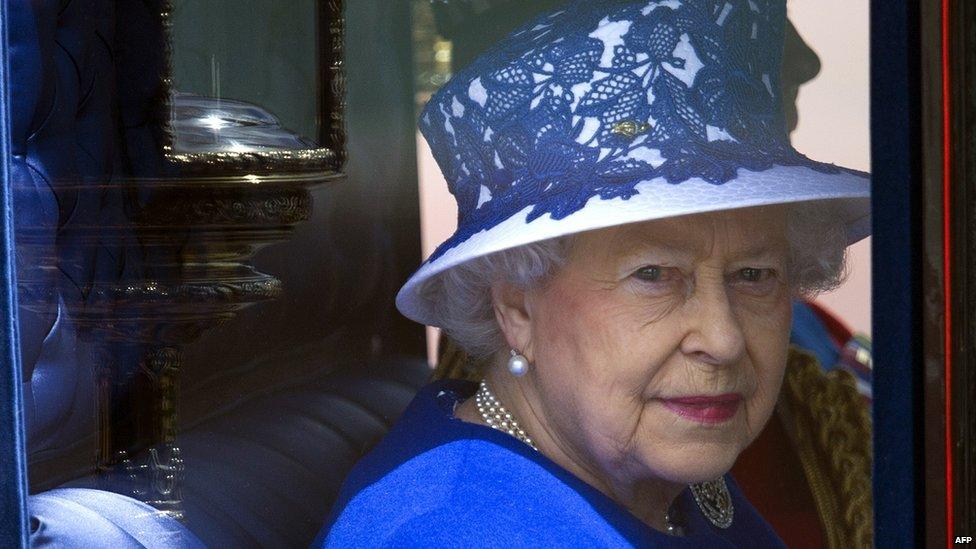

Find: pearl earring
507;349;530;377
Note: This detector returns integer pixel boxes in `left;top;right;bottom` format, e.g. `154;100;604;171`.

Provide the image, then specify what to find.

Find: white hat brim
396;164;870;326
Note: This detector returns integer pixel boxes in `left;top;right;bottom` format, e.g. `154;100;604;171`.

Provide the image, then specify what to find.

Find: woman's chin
639;445;743;485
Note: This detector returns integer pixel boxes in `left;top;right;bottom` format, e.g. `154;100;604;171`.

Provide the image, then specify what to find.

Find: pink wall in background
416;1;873;363
788;0;871;337
417;135;455;363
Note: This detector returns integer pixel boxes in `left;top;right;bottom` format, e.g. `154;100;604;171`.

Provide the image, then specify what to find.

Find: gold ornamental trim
163;147;341;176
433;335;482;382
778;346;874;549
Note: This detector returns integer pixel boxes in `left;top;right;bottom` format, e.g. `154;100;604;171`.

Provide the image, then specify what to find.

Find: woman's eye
739;267;767;282
632;265;678;284
733;268;780;292
634;265;663;281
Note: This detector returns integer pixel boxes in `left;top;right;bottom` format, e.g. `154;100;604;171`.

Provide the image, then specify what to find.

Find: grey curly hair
419;202;852;361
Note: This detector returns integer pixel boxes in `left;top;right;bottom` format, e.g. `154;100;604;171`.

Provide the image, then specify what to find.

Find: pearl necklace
473;379;684;535
474;380;538;450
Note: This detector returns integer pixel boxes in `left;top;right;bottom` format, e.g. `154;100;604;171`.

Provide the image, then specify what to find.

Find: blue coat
315;380;787;547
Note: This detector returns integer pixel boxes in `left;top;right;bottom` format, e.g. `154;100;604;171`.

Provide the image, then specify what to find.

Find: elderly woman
316;0;869;546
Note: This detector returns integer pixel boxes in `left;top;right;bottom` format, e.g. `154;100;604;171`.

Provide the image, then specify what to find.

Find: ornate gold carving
164;148;340;175
140;192;312;226
96;346;186;520
84;279;281;304
778;346;874;549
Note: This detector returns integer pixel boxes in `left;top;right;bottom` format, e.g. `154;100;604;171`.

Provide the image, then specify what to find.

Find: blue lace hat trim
420;0;863;263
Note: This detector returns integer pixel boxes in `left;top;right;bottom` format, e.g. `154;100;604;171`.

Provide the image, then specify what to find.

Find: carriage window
11;0;976;547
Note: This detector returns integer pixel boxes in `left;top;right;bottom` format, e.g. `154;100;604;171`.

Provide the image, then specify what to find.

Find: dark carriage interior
10;1;878;546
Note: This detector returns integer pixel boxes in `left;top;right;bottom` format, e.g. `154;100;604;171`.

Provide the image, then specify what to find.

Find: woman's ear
490;280;534;356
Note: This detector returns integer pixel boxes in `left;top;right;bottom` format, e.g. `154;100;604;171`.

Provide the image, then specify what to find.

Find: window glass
14;1;877;546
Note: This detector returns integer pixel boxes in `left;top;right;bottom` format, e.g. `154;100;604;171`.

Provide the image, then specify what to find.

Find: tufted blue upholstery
175;356;431;547
10;0;432;546
29;488;204;548
10;0;127;460
9;0;60;383
10;0;180;472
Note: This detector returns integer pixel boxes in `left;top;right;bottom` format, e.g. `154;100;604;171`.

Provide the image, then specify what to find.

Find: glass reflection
169;0;320;148
171;92;318;153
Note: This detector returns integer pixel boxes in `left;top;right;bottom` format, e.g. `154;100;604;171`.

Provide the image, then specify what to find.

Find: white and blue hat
397;0;871;326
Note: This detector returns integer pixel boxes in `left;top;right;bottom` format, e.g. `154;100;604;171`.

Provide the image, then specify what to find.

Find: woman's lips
660;394;742;424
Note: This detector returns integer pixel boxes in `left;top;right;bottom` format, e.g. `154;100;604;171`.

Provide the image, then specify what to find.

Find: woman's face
520;205;793;486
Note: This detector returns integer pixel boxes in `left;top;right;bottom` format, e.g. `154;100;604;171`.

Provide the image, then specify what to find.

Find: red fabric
730;301;859;547
804;300;854;348
732;414;827;548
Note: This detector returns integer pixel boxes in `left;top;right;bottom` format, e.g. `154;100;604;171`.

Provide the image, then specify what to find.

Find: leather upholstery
10;0;119;459
52;352;432;547
29;488;204;548
13;0;172;463
176;356;431;547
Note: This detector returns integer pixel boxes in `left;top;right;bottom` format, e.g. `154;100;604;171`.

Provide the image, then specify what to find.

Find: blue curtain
0;0;29;546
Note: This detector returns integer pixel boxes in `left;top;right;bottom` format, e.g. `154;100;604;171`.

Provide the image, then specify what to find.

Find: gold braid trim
778;346;874;549
433;336;874;547
433;334;483;382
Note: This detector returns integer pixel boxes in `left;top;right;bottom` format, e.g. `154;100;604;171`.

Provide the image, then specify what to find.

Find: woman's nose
679;284;747;367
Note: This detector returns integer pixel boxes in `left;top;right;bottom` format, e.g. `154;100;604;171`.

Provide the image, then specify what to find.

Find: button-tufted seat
11;1;433;546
